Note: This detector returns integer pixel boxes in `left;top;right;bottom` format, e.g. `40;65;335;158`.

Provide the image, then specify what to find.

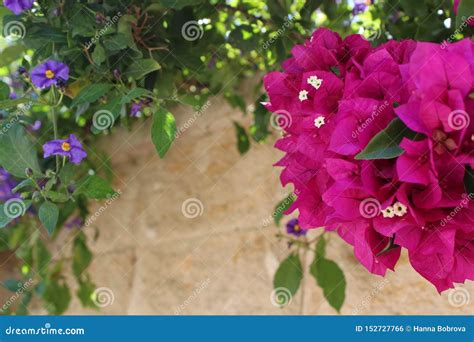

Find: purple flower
130;99;151;117
65;216;84;229
130;102;143;117
352;0;373;15
0;168;17;201
3;0;34;15
43;134;87;165
29;120;42;131
18;66;27;76
286;218;307;237
31;60;69;89
113;69;121;80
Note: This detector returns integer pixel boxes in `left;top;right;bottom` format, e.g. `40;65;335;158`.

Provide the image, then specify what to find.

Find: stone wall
1;92;473;315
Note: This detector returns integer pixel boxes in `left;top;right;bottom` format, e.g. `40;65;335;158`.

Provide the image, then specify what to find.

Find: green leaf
125;59;161;80
310;257;346;312
151;107;176;158
72;232;93;279
43;279;71;315
77;276;97;308
91;44;106;65
58;163;76;187
2;279;21;292
71;83;114;107
0;98;31;109
158;0;203;9
0;81;10;100
233;122;250;155
103;33;129;51
456;0;474;27
39;201;59;235
224;93;247;115
68;5;97;37
117;15;140;52
0;45;25;67
0;200;31;228
273;193;296;226
46;191;70;203
315;236;326;259
464;165;474;195
76;175;116;199
12;178;35;193
34;239;51;277
16;291;32;315
250;97;271;142
0;123;41;178
355;118;421;160
273;254;303;296
121;88;153;104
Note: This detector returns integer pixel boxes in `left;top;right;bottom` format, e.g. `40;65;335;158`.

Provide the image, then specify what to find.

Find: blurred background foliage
0;0;469;315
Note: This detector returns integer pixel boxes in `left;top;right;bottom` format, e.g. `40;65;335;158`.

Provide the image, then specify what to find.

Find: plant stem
299;235;308;315
51;106;60;173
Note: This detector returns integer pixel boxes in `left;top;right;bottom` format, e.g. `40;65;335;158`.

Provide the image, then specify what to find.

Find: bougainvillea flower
43;134;87;164
286;218;307;237
3;0;34;15
266;27;474;292
454;0;460;13
396;138;434;186
31;60;69;88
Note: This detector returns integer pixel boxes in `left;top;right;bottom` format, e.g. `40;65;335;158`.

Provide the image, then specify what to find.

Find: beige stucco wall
1;90;473;315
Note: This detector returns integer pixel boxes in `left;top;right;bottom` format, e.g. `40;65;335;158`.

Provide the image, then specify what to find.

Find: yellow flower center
45;70;55;79
61;142;71;152
294;224;300;232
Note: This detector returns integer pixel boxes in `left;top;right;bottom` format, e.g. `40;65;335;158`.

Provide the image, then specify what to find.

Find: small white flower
381;206;395;218
299;90;308;102
393;201;408;217
307;75;323;90
314;116;325;128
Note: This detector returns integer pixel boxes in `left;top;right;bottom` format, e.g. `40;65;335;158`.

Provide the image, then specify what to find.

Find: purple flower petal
3;0;34;15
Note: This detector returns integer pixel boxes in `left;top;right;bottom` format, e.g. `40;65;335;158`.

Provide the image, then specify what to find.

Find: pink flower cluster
264;28;474;292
